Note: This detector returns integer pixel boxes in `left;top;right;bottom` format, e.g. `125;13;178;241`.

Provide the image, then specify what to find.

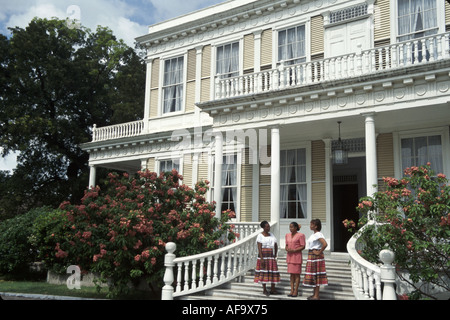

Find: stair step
177;253;355;300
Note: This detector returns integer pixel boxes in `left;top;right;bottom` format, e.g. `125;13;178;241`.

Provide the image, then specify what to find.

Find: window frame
391;0;445;43
159;53;187;116
393;126;450;178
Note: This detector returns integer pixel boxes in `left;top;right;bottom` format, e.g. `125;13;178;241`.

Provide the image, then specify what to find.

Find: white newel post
214;132;223;219
161;242;177;300
379;249;397;300
270;127;280;239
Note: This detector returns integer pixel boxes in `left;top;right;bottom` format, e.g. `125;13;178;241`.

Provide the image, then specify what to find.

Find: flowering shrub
34;170;237;298
354;163;450;299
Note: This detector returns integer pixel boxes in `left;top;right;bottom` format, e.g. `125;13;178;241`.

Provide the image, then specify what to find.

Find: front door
333;183;359;252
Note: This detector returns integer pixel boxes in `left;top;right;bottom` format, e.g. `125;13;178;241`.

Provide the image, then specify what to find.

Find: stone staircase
178;251;355;300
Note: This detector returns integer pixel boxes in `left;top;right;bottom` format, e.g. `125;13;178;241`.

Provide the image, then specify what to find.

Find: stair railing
161;221;276;300
347;221;397;300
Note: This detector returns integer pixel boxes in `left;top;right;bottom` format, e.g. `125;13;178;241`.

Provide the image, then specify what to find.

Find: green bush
354;163;450;300
0;207;50;278
34;170;237;298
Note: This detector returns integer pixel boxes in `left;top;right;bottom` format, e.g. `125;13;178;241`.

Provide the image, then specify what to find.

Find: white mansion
82;0;450;251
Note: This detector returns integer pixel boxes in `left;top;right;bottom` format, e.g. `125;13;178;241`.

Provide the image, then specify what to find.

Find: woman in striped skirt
254;221;280;296
303;219;328;300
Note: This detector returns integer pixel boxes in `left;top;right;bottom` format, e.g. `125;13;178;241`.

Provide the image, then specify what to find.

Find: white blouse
256;232;277;249
307;232;325;250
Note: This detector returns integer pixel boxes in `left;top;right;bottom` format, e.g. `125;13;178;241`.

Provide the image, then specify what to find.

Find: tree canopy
0;18;145;219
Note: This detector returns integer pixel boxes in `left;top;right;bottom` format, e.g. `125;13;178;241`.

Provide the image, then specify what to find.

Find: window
163;56;184;114
212;155;238;213
159;159;180;173
280;149;307;219
216;42;239;78
397;0;437;41
401;135;443;173
278;25;306;65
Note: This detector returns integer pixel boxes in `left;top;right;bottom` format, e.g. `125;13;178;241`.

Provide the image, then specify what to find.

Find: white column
214;131;223;219
270;127;280;239
364;113;378;197
143;58;153;133
88;165;96;189
323;138;333;250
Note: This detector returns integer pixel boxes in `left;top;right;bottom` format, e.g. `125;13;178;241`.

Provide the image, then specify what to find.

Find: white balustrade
215;32;450;99
92;120;144;142
347;221;397;300
161;222;275;300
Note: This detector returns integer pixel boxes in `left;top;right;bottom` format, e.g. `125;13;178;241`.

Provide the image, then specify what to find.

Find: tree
33;170;236;298
354;163;450;299
0;18;145;218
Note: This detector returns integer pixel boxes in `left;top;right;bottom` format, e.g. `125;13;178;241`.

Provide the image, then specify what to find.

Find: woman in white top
254;221;280;296
303;219;328;300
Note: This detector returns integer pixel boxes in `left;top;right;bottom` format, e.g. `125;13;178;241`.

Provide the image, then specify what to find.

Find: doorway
332;157;366;252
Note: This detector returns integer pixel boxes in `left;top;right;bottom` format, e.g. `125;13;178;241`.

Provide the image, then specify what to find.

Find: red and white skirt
303;250;328;287
254;248;280;284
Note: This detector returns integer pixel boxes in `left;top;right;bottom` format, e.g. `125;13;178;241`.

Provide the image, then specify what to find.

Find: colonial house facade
82;0;450;252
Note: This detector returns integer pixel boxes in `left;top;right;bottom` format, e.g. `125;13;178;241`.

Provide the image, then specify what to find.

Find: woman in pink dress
285;222;306;297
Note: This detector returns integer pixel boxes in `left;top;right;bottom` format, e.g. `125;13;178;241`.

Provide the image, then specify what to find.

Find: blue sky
0;0;225;47
0;0;225;172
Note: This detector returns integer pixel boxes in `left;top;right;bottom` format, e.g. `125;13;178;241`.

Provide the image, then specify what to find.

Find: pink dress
285;232;306;274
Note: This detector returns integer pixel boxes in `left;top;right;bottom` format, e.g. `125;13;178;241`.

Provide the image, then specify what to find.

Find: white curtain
163;57;183;113
278;26;305;65
280;149;306;219
401;135;443;174
217;43;239;78
397;0;437;40
221;155;237;211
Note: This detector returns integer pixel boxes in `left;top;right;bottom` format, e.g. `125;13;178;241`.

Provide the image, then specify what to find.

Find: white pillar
323;138;333;250
364;113;378;197
214;131;223;219
88;165;96;189
270;127;280;239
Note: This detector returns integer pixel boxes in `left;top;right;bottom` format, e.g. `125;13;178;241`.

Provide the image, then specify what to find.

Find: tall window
397;0;437;41
216;42;239;78
212;155;238;213
280;149;307;219
278;25;306;65
159;159;180;173
401;135;443;173
163;56;184;114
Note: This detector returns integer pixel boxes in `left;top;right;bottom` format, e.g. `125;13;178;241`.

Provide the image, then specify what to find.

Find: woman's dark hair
290;222;300;231
311;219;322;231
260;220;269;228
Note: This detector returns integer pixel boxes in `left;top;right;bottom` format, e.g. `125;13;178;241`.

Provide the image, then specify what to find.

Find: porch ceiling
278;102;450;143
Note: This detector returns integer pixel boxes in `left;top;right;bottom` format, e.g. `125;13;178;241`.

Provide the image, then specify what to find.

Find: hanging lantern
333;121;348;165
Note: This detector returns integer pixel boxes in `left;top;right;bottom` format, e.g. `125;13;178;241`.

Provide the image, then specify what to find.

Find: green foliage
354;163;450;299
0;207;50;276
0;18;145;217
34;170;237;298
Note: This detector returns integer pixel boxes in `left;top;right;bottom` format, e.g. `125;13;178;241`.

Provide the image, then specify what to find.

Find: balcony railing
89;32;450;143
215;32;450;99
92;120;144;142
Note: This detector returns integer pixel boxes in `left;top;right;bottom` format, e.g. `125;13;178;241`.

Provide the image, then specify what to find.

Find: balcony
215;32;450;99
90;32;450;142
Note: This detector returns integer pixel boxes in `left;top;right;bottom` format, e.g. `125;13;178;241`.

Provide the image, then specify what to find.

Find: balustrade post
379;249;397;300
161;242;177;300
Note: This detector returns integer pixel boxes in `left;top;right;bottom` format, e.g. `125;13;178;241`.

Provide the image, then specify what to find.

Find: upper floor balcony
90;31;450;142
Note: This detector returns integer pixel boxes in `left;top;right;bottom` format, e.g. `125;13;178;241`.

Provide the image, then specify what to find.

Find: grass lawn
0;277;157;300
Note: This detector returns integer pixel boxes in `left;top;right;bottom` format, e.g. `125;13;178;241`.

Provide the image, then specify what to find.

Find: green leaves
0;18;145;216
355;164;450;299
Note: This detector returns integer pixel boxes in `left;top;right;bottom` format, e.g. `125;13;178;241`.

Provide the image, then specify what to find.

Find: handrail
215;32;450;99
347;221;397;300
161;221;277;300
